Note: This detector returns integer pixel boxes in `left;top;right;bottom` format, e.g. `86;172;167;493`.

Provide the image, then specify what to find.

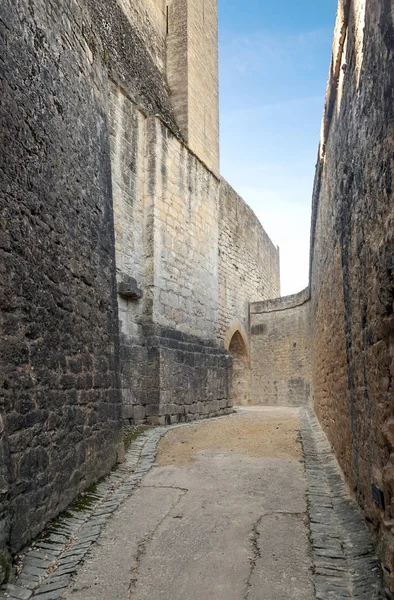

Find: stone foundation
122;326;232;425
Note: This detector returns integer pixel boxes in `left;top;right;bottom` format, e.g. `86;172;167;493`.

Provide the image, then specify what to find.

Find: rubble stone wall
0;0;122;564
310;0;394;592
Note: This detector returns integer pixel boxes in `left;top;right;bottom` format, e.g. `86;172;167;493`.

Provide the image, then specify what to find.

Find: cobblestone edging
300;408;383;599
1;411;245;600
0;426;168;600
3;407;379;600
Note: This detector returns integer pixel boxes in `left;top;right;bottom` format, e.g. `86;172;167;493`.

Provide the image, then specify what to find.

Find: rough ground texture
309;0;394;592
63;408;313;600
156;406;302;464
0;408;382;600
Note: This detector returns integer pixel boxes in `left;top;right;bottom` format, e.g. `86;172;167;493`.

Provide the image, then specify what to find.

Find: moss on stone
0;550;12;585
123;426;149;452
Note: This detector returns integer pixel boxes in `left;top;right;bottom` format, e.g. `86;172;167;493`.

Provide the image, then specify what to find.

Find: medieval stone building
0;0;279;574
1;0;394;594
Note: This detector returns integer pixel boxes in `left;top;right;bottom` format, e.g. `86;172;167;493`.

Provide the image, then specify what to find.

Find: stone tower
166;0;220;175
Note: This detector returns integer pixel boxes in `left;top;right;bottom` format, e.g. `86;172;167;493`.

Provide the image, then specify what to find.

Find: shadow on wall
225;325;250;406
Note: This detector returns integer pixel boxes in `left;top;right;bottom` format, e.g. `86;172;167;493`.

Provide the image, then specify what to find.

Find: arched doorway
226;326;250;406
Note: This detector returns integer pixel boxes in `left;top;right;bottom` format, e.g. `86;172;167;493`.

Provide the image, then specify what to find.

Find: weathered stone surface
250;288;311;406
0;0;122;560
300;408;383;599
0;0;281;568
109;82;279;422
218;181;280;406
309;0;394;593
167;0;220;174
117;277;143;301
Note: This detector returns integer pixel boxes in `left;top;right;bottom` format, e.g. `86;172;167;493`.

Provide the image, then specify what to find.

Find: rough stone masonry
0;0;279;575
1;0;394;596
309;0;394;596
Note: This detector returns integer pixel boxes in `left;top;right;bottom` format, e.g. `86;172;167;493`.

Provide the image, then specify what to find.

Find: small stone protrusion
118;276;143;301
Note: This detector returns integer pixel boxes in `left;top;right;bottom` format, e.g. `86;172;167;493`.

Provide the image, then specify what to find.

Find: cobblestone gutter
300;408;383;599
0;427;168;600
1;409;383;600
0;412;241;600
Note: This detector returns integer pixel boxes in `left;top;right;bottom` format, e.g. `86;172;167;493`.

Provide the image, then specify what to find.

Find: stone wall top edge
142;324;227;352
309;1;350;277
219;177;280;256
108;78;221;180
250;287;311;314
154;114;221;180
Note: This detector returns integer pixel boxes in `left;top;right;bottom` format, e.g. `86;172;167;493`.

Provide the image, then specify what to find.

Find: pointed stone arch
224;322;249;358
225;322;250;406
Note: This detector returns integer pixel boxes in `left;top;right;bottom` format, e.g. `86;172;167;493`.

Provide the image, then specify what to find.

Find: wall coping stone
250;287;311;315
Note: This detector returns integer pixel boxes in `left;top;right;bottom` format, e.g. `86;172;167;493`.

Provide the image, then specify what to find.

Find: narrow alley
3;408;382;600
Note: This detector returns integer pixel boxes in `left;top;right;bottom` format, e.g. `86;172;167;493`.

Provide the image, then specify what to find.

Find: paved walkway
1;408;383;600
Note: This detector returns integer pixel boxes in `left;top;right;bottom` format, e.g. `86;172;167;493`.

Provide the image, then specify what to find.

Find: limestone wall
250;289;311;406
0;0;280;570
83;0;178;133
167;0;220;173
187;0;220;174
148;119;220;340
117;0;167;73
167;0;189;141
108;91;280;423
0;0;122;565
310;0;394;591
142;118;231;424
218;181;280;343
108;83;158;425
108;85;233;425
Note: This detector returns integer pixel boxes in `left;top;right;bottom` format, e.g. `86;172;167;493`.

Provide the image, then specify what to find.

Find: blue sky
218;0;338;296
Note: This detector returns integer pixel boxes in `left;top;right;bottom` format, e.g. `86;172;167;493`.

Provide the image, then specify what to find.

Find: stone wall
310;0;394;593
0;0;122;567
107;83;155;425
167;0;189;144
148;119;220;339
109;86;279;422
250;289;311;406
112;112;232;425
218;181;280;343
167;0;220;173
116;0;167;73
83;0;178;133
187;0;220;174
0;0;281;572
148;118;230;420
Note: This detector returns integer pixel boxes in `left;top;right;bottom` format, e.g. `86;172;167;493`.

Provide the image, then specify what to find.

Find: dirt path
157;406;302;465
63;407;315;600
